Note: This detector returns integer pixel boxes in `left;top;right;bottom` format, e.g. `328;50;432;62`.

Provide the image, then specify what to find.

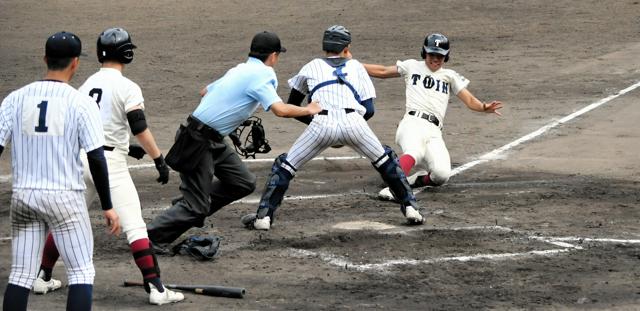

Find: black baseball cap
45;31;84;58
250;31;287;54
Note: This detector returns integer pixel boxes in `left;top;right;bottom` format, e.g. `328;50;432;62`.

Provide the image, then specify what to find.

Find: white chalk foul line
448;80;640;178
289;247;572;273
0;155;366;180
144;192;365;212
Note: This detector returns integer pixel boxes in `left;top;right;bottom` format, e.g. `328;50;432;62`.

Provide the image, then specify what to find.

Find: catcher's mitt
228;116;272;158
171;235;221;261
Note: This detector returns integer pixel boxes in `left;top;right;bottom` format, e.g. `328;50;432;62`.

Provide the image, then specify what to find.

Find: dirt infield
1;0;640;310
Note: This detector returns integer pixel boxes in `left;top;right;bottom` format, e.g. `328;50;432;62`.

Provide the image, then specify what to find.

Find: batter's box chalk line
285;225;640;274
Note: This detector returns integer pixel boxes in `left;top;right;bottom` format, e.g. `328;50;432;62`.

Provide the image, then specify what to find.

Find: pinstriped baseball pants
286;110;385;170
9;189;94;288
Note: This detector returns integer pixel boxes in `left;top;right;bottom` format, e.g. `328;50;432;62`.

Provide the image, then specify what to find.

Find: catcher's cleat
241;213;258;229
149;284;184;305
32;276;62;294
403;205;425;225
241;213;271;230
377;187;398;202
254;216;271;230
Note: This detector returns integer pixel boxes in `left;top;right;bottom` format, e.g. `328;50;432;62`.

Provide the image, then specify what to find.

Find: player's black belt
318;108;356;115
103;146;115;151
408;110;440;127
186;115;224;142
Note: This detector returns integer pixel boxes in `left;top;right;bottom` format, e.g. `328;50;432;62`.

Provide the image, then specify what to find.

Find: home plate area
270;222;638;274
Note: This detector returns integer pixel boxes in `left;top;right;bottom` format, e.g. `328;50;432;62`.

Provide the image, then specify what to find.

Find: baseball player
1;31;120;311
146;31;322;247
363;33;503;199
242;25;425;231
30;28;184;305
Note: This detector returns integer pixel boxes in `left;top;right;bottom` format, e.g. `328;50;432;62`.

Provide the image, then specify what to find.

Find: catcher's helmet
97;27;137;64
323;25;351;53
421;33;449;62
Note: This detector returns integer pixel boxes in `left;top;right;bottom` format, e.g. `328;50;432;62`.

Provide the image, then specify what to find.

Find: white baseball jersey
396;59;469;124
0;80;105;190
284;58;385;170
79;68;149;243
288;58;376;116
79;68;145;152
0;80;102;288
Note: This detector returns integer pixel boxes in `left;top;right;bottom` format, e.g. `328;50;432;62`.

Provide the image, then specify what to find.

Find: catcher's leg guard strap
257;153;295;220
373;146;417;206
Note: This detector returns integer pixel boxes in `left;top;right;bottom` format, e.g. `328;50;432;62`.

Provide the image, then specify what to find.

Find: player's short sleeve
288;63;311;95
77;95;105;151
246;71;283;111
396;60;410;77
448;70;470;95
0;95;15;146
123;80;144;112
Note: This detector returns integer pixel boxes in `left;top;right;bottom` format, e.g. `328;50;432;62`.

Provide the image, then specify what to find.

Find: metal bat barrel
123;280;246;299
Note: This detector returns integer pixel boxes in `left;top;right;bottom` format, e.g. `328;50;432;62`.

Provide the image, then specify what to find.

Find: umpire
147;31;321;247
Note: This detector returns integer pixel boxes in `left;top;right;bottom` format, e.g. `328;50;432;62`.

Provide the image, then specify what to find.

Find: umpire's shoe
241;213;271;230
32;276;62;294
149;284;185;305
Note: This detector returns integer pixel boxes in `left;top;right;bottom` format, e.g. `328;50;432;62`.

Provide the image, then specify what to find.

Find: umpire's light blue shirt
192;57;282;136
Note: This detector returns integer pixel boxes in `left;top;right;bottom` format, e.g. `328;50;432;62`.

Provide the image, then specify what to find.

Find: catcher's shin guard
256;153;295;221
373;146;421;214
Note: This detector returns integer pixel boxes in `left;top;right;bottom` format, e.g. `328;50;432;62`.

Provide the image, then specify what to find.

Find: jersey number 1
34;100;48;132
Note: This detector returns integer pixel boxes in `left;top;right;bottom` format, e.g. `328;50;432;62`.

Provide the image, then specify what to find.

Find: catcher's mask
228;116;271;158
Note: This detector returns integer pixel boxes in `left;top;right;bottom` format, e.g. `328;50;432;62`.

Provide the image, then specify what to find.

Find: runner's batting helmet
323;25;351;53
421;33;449;62
97;27;137;64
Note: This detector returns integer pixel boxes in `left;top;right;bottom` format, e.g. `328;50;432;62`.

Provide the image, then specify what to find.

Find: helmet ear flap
420;48;426;59
444;54;449;62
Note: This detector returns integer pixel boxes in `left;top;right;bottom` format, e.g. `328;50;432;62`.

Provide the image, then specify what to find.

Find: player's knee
429;167;451;186
125;227;149;244
66;265;96;285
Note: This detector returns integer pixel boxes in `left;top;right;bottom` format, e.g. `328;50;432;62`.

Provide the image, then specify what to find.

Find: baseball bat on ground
123;280;245;299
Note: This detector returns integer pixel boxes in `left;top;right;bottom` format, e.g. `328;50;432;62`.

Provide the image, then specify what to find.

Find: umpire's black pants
147;128;256;244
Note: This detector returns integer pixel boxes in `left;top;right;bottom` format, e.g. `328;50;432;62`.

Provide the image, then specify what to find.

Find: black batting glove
128;144;147;160
154;154;170;184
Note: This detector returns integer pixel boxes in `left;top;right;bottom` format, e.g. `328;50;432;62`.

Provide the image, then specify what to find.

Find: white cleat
32;276;62;294
377;187;397;202
254;216;271;231
149;284;185;305
404;206;425;225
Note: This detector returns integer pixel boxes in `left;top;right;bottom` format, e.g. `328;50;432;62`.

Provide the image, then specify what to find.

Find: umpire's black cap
46;31;84;58
250;31;287;54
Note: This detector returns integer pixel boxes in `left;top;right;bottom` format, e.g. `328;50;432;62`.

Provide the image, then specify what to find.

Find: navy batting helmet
97;27;137;64
421;33;449;62
323;25;351;53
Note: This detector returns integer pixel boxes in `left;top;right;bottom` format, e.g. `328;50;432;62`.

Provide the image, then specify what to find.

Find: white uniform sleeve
354;60;376;101
396;60;409;77
288;63;310;94
77;96;105;152
123;81;144;112
0;95;14;146
448;70;470;95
